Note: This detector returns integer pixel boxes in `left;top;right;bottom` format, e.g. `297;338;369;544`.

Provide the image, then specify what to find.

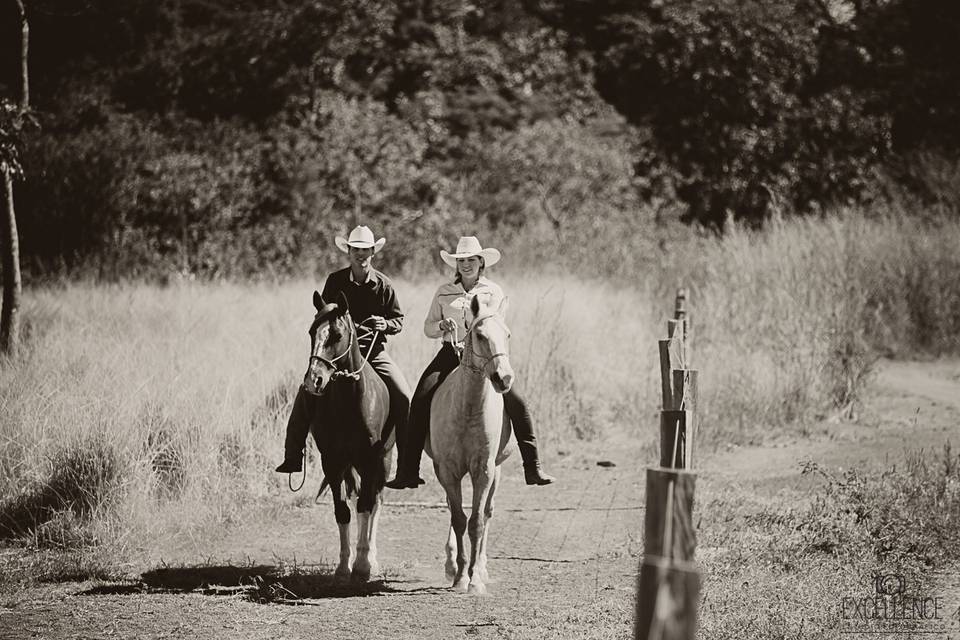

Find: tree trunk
1;169;21;355
17;0;28;108
1;0;28;356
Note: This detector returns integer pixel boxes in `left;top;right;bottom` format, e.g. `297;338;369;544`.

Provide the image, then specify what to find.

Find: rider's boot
507;393;556;486
386;402;427;489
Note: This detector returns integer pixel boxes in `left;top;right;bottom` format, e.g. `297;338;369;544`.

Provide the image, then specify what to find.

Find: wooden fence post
643;468;697;561
637;289;701;640
635;558;701;640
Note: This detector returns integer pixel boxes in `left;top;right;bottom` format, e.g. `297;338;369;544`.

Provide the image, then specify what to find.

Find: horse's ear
313;290;325;311
335;290;350;315
470;294;481;317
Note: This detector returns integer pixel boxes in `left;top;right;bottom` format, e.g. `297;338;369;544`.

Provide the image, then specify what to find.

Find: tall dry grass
1;209;959;555
0;275;658;554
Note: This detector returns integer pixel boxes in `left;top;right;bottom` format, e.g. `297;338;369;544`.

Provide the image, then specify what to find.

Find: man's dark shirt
321;267;403;357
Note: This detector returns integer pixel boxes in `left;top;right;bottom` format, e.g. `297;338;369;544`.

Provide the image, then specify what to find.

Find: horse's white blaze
314;324;330;355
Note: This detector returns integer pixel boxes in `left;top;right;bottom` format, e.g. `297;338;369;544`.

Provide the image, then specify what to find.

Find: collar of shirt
458;276;492;293
349;268;375;285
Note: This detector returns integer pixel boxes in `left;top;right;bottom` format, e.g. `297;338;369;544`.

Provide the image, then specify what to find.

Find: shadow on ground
77;564;423;604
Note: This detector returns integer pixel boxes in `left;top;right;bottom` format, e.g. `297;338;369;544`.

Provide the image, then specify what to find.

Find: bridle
460;313;510;376
308;314;379;384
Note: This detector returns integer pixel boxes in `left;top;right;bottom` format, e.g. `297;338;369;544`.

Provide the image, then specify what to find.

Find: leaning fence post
637;289;701;640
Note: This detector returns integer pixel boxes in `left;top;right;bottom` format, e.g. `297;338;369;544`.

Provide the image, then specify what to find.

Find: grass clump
0;437;122;545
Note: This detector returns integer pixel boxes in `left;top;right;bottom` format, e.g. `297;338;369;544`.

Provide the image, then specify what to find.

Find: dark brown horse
303;290;393;581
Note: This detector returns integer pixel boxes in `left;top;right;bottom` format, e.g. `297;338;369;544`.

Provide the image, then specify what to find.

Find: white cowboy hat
335;225;386;253
440;236;501;269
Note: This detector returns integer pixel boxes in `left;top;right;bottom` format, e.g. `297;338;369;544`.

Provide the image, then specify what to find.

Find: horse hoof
352;568;371;583
335;565;352;579
444;562;458;581
452;578;469;593
468;582;488;596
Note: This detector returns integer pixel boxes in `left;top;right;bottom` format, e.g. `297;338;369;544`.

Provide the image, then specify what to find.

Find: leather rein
310;315;379;383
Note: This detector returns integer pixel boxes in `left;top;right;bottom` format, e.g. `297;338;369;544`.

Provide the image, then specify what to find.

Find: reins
289;459;306;492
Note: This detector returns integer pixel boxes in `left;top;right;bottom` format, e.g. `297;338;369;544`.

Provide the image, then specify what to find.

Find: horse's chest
313;391;381;453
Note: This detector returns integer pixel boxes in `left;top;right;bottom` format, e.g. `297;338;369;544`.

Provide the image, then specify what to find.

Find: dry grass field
1;211;960;639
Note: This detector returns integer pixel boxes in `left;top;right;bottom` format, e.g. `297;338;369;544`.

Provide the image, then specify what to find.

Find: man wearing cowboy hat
276;225;415;475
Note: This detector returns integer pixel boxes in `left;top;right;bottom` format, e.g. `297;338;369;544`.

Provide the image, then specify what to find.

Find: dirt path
705;358;960;486
1;360;958;640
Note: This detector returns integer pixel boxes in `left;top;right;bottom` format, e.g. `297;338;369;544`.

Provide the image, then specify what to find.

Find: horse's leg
444;525;458;580
437;466;468;591
353;465;383;582
467;461;494;595
364;491;383;579
331;479;353;578
362;455;389;582
475;464;500;585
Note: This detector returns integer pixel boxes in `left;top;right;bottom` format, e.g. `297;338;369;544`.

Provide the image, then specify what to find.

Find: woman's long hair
454;257;485;285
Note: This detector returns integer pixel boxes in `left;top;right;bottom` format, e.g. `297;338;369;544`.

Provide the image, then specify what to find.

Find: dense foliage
0;0;958;277
525;0;960;227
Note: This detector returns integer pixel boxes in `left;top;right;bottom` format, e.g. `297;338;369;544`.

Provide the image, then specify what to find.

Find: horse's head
303;290;354;396
465;295;514;394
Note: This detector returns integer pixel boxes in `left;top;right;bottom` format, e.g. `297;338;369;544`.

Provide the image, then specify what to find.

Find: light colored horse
425;295;513;594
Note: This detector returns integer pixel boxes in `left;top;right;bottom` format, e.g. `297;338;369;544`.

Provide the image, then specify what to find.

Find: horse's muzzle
490;369;513;394
303;360;331;396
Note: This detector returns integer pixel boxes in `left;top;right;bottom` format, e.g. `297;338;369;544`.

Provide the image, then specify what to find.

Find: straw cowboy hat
440;236;501;269
335;225;386;253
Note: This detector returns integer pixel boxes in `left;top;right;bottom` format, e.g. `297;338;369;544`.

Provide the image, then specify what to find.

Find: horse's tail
314;467;361;502
343;467;360;498
344;466;361;498
315;474;330;502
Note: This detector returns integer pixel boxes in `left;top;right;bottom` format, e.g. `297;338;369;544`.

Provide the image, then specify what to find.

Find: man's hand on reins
364;316;388;331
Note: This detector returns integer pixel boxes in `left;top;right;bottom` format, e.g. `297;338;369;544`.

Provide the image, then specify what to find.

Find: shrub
800;444;960;567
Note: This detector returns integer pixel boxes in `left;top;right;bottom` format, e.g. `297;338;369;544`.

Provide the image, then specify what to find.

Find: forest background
2;0;959;281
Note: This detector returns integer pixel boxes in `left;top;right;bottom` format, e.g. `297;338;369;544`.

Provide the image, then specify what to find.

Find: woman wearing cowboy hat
276;225;414;475
386;236;555;488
